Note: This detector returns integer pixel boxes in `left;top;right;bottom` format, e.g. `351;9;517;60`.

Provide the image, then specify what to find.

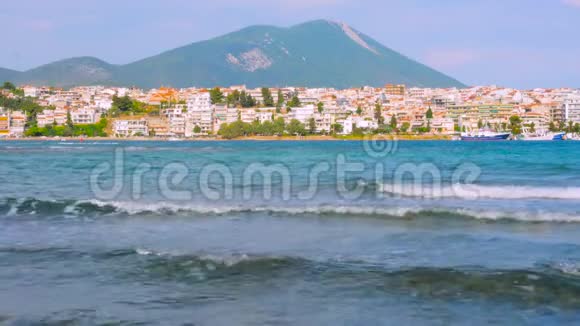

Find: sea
1;140;580;325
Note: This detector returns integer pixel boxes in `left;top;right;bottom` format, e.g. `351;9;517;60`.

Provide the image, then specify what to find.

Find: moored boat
521;131;566;141
461;130;511;141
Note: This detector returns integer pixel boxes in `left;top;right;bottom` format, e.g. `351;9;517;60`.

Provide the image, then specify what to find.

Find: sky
1;0;579;89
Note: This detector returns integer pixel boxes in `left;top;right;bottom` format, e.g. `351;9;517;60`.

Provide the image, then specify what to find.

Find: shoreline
0;135;454;142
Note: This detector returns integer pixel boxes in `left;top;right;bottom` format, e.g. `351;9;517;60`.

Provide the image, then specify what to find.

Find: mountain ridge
0;20;465;89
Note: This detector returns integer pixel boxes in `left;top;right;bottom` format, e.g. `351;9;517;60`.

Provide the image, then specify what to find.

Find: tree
509;115;522;135
209;87;224;104
288;94;301;108
308;117;317;134
2;82;16;91
273;117;285;135
356;106;362;115
286;119;306;135
426;107;433;120
276;89;284;109
261;88;274;107
317;102;324;113
240;91;256;108
112;95;133;112
193;125;202;134
331;123;344;134
389;115;397;130
549;121;558;132
478;119;484;129
374;102;384;125
66;109;74;129
400;122;410;133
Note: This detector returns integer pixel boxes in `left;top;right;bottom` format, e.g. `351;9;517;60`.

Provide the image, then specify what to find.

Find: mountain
0;67;19;84
1;20;465;89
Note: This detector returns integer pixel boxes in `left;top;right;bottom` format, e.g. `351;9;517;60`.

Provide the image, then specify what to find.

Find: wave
1;197;579;223
4;245;580;308
379;183;580;200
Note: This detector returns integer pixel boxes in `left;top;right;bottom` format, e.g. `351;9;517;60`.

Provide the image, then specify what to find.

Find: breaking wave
1;197;579;223
379;183;580;200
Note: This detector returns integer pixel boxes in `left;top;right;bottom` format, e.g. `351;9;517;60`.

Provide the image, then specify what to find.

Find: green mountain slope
1;20;465;89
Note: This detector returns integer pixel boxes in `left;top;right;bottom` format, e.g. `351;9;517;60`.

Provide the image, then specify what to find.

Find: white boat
521;130;566;141
167;137;183;142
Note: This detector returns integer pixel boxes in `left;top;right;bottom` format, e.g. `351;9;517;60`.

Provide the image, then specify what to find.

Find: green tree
356;106;362;115
2;81;16;91
240;91;256;108
477;119;484;129
209;87;224;104
509;115;522;135
374;102;384;125
112;95;133;112
288;94;301;108
317;102;324;113
273;117;285;135
276;90;284;109
400;122;410;133
66;110;74;129
261;88;274;107
261;121;274;136
193;125;202;134
549;121;558;132
286;119;306;135
331;123;344;134
308;117;317;134
426;107;433;119
389;115;397;130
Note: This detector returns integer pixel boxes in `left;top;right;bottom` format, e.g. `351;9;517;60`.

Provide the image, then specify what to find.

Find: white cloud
562;0;580;8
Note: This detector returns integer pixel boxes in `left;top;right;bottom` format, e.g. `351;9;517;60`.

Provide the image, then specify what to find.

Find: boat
461;130;511;141
521;131;566;141
167;137;183;142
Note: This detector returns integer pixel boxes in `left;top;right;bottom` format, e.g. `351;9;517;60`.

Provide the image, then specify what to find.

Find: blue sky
1;0;579;88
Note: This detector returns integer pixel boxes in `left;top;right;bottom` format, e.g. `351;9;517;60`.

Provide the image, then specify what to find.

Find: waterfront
1;140;580;325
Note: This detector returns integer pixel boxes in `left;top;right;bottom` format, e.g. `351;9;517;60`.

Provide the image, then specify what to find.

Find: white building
563;95;580;124
240;109;257;123
314;113;332;133
71;108;98;124
114;119;148;137
289;104;315;124
9;111;26;137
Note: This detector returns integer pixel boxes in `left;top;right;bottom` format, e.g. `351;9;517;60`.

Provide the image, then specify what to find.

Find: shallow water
1;140;580;325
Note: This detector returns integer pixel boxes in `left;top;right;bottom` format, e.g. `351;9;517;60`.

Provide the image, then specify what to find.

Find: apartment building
71;109;98;124
114;119;149;137
563;95;580;124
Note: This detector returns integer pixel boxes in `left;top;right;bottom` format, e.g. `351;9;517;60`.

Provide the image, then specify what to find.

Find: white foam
379;183;580;200
77;200;580;223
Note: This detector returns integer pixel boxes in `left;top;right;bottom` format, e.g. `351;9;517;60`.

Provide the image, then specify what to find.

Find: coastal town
1;82;579;140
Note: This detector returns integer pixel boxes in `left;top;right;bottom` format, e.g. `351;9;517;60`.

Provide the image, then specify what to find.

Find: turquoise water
1;140;580;325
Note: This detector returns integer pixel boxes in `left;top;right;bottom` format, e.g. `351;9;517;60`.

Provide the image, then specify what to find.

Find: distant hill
0;20;465;89
0;67;19;84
